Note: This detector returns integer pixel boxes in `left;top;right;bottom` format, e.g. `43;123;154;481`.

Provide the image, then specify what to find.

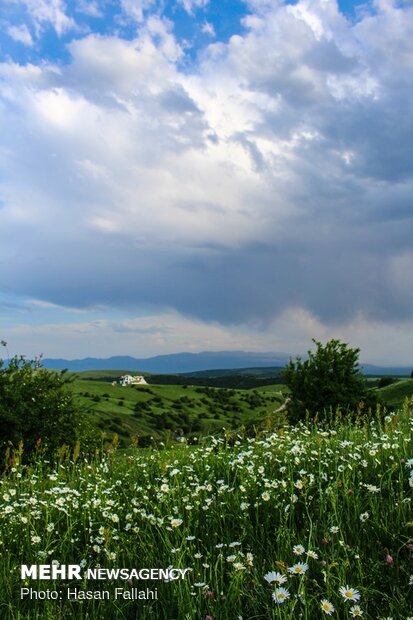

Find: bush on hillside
0;346;79;461
377;376;395;388
282;338;380;424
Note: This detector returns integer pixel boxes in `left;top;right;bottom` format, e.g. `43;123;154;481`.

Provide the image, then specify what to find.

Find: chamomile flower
339;586;361;602
272;587;290;604
264;571;287;585
233;562;246;571
293;544;305;555
349;605;364;617
288;562;309;575
320;599;335;615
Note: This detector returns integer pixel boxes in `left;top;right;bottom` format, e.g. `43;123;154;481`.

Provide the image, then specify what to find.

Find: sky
0;0;412;364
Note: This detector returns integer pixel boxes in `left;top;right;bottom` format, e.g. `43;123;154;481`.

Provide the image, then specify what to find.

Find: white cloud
4;306;413;365
201;21;215;37
33;88;96;128
120;0;157;23
75;0;103;18
7;24;34;46
4;0;76;36
1;0;413;359
2;311;268;358
65;19;183;93
178;0;209;16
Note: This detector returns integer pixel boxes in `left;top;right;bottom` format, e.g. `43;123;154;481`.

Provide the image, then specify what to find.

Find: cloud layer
1;0;413;359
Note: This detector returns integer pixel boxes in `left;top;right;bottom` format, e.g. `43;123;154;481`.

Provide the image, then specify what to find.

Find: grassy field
0;403;412;619
373;379;413;409
71;372;413;449
72;374;288;446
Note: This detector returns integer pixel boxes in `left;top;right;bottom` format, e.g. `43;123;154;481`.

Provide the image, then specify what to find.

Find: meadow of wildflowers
0;405;412;619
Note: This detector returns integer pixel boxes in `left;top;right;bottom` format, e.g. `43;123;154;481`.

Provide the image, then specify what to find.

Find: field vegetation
0;405;412;619
71;363;413;448
72;375;287;447
1;342;413;618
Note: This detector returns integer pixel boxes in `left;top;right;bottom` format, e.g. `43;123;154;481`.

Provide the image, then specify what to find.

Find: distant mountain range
41;350;411;376
42;351;289;373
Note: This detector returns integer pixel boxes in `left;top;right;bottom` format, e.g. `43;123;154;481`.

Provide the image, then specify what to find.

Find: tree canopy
282;339;379;424
0;344;79;461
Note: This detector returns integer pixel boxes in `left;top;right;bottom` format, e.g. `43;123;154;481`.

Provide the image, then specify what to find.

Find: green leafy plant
0;343;79;460
377;376;395;388
282;338;379;424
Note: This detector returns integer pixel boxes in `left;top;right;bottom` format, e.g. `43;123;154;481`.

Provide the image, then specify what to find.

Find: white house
119;375;148;386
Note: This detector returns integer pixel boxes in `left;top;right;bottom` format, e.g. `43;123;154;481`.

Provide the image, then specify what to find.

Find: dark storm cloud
1;0;413;332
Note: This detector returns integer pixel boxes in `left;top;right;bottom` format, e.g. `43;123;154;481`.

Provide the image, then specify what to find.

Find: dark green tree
0;344;79;460
282;339;379;424
377;376;395;388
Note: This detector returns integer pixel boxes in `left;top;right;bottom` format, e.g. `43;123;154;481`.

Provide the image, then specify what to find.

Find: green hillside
73;375;287;446
73;369;282;389
376;378;413;408
72;369;150;381
72;372;412;448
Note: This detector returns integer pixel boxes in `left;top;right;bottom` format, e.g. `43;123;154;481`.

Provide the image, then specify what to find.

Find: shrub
377;376;395;388
0;347;79;460
282;338;380;424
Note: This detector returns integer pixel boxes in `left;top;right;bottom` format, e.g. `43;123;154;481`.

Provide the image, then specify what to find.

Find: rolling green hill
74;368;283;389
72;369;412;448
72;369;150;381
375;378;413;409
73;374;287;446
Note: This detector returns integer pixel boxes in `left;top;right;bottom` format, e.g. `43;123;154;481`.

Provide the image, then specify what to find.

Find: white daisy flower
339;585;361;602
320;599;335;615
288;562;309;575
293;544;305;555
263;571;287;585
272;587;290;604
